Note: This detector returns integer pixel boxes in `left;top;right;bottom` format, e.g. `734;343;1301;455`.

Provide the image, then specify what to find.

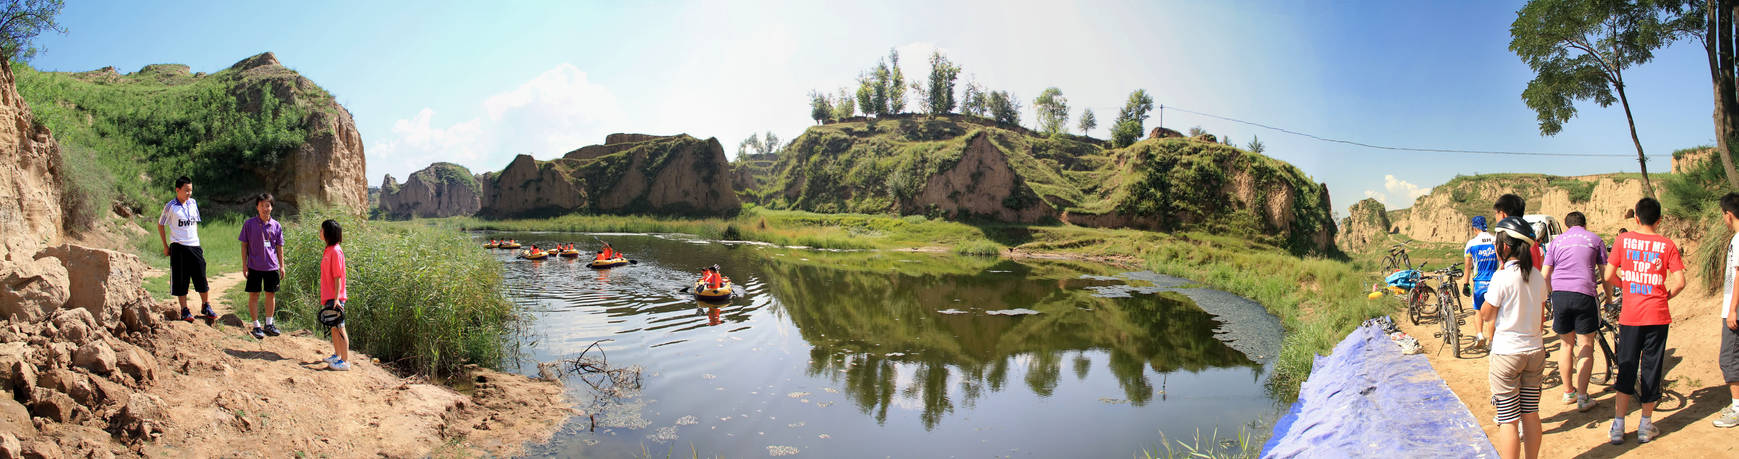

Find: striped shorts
1489;350;1546;424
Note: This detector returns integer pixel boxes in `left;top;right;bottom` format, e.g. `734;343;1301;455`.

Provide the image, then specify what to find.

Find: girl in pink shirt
320;219;352;371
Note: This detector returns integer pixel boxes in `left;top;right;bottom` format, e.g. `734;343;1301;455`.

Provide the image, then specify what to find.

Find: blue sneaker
250;327;265;339
323;354;340;365
200;304;217;318
329;359;351;371
180;306;193;322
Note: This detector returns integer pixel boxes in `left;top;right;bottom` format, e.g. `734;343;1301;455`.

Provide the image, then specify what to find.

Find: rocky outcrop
1389;174;1658;243
478;134;740;217
906;133;1053;222
1673;147;1716;174
227;52;368;213
1336;198;1391;252
377;163;482;219
0;60;65;268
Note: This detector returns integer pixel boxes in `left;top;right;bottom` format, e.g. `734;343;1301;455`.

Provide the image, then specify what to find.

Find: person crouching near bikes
1542;211;1605;412
1481;216;1548;459
1465;215;1500;349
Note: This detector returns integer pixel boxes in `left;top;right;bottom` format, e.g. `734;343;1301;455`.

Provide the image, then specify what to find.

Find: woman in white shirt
1481;216;1548;459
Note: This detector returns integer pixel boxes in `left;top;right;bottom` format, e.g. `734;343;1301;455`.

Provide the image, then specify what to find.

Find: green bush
58;143;114;232
1664;156;1726;219
952;240;1003;256
276;209;517;376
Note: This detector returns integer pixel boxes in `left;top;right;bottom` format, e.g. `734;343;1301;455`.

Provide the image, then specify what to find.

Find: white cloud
368;64;624;183
1362;174;1432;209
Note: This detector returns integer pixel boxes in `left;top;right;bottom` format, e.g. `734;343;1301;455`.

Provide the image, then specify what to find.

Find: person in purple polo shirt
1543;211;1606;412
238;193;286;339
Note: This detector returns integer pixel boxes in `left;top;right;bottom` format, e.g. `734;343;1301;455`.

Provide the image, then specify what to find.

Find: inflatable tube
559;250;581;258
501;243;522;249
483;243;499;249
587;257;630;269
693;279;732;301
521;251;549;260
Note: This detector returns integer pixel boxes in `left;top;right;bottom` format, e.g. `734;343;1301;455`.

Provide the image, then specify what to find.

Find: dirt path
1396;282;1739;457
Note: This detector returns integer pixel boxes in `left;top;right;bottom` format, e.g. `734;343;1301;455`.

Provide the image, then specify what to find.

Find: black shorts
169;243;208;297
1722;322;1739;383
1550;291;1600;335
1615;324;1670;403
245;269;280;293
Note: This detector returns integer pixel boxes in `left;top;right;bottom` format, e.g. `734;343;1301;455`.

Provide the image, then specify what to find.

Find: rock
377;163;482;218
477;155;587;216
8;361;34;396
1336;198;1392;253
19;439;58;459
112;394;164;442
478;134;741;217
0;433;19;459
1148;126;1183;139
42;343;72;370
906;133;1054;223
35;370;93;407
0;256;68;323
0;343;28;391
39;245;148;330
113;345;153;385
117;300;160;335
46;309;93;345
26;388;80;423
71;341;114;376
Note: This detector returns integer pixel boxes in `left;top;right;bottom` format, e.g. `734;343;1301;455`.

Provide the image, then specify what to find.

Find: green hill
753;114;1337;254
15;52;369;215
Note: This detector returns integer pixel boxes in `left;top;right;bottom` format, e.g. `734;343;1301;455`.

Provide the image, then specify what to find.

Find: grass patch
277;209;518;375
1140;425;1265;459
952;239;1004;256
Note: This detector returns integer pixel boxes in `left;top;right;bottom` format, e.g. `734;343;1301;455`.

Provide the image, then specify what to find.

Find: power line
1159;105;1637;158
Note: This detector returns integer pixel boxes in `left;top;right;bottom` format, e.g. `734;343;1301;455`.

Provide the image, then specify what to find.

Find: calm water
486;232;1281;458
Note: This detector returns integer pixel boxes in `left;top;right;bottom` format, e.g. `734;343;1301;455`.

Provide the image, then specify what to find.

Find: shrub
58;143;114;232
276;209;518;376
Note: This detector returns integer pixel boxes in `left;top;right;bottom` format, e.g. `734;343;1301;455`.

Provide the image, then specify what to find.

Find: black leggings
170;243;208;297
1614;324;1670;404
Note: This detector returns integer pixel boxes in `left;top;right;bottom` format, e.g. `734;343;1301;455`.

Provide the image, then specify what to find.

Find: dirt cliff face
227;53;368;213
477;134;740;217
478;155;588;217
0;61;63;264
377;163;482;219
1336;198;1391;252
1389;174;1658;243
907;133;1053;222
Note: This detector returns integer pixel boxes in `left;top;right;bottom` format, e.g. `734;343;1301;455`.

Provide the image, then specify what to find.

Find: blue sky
28;1;1716;217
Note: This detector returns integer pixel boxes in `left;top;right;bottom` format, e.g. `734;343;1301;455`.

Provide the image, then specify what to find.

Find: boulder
0;433;18;459
0;343;27;391
39;245;147;330
117;300;161;335
46;309;94;345
112;394;164;442
71;341;114;376
113;344;153;385
35;370;93;407
0;256;68;323
7;360;33;396
26;388;79;423
19;439;58;459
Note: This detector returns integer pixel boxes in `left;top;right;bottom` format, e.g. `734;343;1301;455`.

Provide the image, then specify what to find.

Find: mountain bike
1420;263;1465;357
1383;241;1414;273
1593;285;1621;385
1402;265;1437;326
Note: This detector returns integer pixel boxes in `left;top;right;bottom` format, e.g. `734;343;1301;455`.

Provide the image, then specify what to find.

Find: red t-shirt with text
1610;232;1683;326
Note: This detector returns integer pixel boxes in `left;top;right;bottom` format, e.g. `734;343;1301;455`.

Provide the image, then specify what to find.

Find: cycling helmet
1492;216;1536;245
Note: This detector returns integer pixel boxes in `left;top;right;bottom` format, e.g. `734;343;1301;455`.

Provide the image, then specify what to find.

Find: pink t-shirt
320;245;347;303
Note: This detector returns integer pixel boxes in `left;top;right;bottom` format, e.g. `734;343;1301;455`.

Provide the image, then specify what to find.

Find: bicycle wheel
1400;253;1412;270
1382;255;1397;273
1597;322;1620;385
1407;286;1436;326
1440;290;1461;358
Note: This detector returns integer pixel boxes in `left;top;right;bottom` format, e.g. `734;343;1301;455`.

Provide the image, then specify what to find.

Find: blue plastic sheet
1260;324;1496;458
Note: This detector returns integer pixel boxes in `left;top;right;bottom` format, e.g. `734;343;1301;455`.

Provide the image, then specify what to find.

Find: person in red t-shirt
1493;194;1544;270
1602;197;1686;444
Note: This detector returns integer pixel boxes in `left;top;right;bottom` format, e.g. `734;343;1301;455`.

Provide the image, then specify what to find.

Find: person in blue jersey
1464;215;1501;349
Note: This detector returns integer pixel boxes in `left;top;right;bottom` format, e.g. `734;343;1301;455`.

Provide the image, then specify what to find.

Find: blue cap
1471;215;1488;231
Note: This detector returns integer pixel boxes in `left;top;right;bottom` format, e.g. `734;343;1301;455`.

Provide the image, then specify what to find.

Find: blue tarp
1260;324;1496;458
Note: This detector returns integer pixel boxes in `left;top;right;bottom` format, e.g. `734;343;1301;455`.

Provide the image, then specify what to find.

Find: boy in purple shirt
238;193;286;339
1543;211;1606;411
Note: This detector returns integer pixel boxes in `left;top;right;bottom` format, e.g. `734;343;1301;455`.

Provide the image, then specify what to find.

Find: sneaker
1638;421;1659;443
323;354;340;365
179;306;193;322
1715;406;1739;428
329;359;351;371
200;303;216;318
1576;394;1595;412
1609;420;1625;445
263;323;280;337
1562;391;1578;404
250;327;265;339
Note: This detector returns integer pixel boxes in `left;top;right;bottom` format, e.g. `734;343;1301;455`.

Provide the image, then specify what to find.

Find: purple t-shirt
238;217;284;272
1543;226;1606;297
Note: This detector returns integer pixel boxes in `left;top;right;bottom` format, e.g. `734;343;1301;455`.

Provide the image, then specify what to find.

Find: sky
27;1;1719;217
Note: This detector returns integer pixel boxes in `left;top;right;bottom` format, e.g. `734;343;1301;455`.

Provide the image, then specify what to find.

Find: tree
1187;126;1208;137
1034;87;1070;136
987;90;1021;125
960;79;988;117
809;91;832;124
1078;109;1098;136
923;51;961;115
834;87;856;120
1511;0;1694;198
857;77;877;116
888;48;907;114
0;0;64;62
761;131;780;155
738;133;763;158
1111;89;1155;148
1694;0;1739;189
1248;135;1266;154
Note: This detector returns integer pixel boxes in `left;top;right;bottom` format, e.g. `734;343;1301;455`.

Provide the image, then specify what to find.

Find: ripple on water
768;445;800;456
984;308;1041;316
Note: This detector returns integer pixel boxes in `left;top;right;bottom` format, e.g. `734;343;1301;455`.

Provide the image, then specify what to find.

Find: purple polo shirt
238;217;284;272
1543;226;1606;297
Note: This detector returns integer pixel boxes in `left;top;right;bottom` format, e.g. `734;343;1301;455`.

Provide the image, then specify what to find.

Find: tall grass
277;209;517;375
422;206;993;251
1140;425;1264;459
128;213;248;300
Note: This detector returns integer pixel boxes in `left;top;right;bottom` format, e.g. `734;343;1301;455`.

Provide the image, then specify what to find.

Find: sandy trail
1396;280;1739;458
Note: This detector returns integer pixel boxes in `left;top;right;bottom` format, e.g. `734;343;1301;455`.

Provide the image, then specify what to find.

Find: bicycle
1400;264;1438;326
1592;284;1621;385
1419;263;1466;357
1382;241;1414;273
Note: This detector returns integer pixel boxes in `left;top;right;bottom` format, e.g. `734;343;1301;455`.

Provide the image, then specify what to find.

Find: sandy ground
123;272;574;457
1396;278;1739;458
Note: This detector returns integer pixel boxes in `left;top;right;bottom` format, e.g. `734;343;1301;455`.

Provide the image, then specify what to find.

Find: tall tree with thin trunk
1694;0;1739;189
1078;109;1097;136
1511;0;1693;199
